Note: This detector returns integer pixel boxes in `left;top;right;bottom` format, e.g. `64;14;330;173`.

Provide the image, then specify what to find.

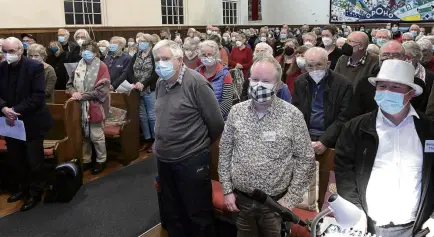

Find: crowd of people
0;22;434;237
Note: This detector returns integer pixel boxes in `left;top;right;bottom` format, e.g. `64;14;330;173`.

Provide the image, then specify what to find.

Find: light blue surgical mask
139;42;149;51
376;38;387;47
23;42;29;50
372;37;377;44
411;31;418;37
374;90;409;115
51;47;59;54
58;36;65;43
81;50;95;61
280;34;287;39
109;44;118;52
155;60;175;80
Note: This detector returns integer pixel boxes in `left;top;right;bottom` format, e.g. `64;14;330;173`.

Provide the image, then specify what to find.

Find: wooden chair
44;100;82;164
104;90;140;165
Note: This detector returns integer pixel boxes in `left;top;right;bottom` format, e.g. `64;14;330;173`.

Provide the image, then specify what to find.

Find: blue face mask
372;37;377;44
109;44;118;52
58;36;65;43
139;42;149;51
411;31;418;37
374;90;409;115
376;38;387;47
279;34;287;39
51;47;59;54
81;50;95;61
155;60;176;80
23;42;29;50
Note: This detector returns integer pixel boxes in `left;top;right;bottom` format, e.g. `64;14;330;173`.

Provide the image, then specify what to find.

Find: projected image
330;0;434;22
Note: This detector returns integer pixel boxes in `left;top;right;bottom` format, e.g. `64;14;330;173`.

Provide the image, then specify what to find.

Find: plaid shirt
347;51;367;67
164;64;187;91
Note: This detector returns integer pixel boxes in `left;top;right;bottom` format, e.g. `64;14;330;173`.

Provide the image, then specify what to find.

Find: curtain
248;0;262;21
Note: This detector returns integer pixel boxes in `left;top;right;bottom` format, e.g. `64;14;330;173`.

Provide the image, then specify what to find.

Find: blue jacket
195;65;230;103
104;52;132;87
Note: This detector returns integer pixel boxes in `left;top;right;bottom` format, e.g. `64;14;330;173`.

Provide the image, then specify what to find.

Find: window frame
161;0;184;25
222;0;239;25
64;0;103;26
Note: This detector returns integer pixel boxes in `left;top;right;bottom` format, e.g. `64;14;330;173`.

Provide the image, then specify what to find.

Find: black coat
46;41;81;90
0;57;53;140
347;65;431;119
335;109;434;235
292;70;353;148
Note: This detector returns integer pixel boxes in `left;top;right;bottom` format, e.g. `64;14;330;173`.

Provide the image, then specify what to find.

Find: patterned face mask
248;81;275;103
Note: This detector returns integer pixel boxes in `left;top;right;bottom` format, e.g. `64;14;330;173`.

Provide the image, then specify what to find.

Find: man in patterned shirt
218;54;316;237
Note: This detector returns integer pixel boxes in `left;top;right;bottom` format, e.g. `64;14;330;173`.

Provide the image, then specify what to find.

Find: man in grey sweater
152;40;224;237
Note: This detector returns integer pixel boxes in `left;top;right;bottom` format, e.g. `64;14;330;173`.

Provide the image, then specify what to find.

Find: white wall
104;0;161;26
185;0;222;25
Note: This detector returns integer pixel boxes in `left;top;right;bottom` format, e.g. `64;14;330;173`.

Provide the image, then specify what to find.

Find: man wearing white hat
334;59;434;237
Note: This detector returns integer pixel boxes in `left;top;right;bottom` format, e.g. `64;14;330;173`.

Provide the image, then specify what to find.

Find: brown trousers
235;193;282;237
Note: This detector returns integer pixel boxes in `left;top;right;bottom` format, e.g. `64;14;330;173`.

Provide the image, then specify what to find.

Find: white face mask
6;53;19;64
309;70;326;84
76;39;85;47
236;41;243;47
99;47;107;53
304;41;314;47
260;37;267;42
193;37;200;42
322;37;333;46
128;42;135;47
223;36;228;42
296;57;306;69
207;30;212;35
231;37;236;42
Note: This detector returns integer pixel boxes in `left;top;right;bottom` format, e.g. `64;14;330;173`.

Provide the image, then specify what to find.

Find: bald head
348;31;369;50
304;47;328;71
379;40;405;61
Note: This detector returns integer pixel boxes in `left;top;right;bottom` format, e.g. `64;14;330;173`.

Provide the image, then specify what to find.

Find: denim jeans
157;150;215;237
139;90;156;140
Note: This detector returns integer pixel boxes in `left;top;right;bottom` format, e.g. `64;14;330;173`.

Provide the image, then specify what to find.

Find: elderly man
219;54;315;237
367;44;380;56
206;25;213;35
253;42;273;59
417;38;434;72
20;33;36;55
335;59;434;237
302;32;317;47
348;41;428;118
153;40;224;237
292;47;352;154
402;32;415;42
409;24;421;38
375;29;392;47
160;27;171;40
273;28;288;57
247;28;260;50
104;36;132;89
335;31;379;89
336;37;347;49
0;37;53;211
371;29;378;44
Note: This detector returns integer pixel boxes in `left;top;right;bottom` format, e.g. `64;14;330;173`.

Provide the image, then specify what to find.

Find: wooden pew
104;90;140;165
54;90;69;104
45;100;82;164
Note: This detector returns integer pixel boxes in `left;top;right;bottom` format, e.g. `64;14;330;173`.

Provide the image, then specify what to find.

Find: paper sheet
64;63;79;78
0;117;26;141
115;80;134;94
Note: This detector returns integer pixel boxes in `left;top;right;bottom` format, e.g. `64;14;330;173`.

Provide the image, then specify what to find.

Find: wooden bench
44;100;82;164
104;90;140;165
54;90;69;104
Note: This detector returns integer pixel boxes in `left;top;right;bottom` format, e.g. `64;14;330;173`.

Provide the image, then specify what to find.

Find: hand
54;42;64;57
5;118;15;127
1;107;20;120
312;141;327;155
71;92;82;100
236;63;243;69
224;193;240;212
422;218;434;237
134;82;144;91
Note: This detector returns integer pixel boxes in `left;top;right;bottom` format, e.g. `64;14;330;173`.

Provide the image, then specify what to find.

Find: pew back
54;90;69;104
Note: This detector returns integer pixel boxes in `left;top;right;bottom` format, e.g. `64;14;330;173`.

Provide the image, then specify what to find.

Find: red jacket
183;55;201;70
229;46;253;79
286;70;302;94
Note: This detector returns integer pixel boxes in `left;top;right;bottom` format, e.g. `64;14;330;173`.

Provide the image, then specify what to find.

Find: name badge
262;131;276;142
424;140;434;153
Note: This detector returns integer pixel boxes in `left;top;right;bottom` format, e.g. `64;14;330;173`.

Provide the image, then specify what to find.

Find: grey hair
250;54;283;83
27;43;47;60
402;32;414;40
336;37;347;44
110;36;126;49
421;35;434;45
305;47;328;61
254;42;273;55
184;37;199;46
98;40;109;47
416;38;432;51
137;34;154;45
377;29;392;39
402;41;422;61
198;40;220;60
302;32;317;42
153;40;184;59
5;37;24;53
73;29;90;40
58;28;70;37
367;44;380;56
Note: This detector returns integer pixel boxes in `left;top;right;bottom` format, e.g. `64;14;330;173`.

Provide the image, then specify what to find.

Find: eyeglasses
380;53;402;59
347;40;362;45
305;64;327;71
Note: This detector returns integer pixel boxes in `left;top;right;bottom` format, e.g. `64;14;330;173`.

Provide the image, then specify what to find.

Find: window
64;0;102;25
161;0;184;25
223;0;238;25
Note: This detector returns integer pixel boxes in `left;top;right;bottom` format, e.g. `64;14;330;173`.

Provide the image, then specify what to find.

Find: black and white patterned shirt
218;98;316;208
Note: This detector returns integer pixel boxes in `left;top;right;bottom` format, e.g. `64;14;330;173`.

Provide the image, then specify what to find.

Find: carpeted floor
0;157;160;237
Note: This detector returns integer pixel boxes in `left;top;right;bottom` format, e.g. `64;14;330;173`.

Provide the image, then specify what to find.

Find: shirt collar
376;105;419;128
347;51;367;67
164;64;186;91
247;97;278;119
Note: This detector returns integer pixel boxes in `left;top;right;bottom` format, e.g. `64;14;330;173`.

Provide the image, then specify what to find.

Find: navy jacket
104;52;132;87
0;57;53;140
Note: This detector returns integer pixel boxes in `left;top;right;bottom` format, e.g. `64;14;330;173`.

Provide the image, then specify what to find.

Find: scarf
415;62;426;82
73;58;101;137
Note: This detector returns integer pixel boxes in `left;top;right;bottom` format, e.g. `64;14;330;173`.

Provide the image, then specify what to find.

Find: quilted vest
196;65;230;103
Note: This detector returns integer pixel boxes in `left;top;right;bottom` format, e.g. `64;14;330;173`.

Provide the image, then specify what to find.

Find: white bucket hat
368;59;423;96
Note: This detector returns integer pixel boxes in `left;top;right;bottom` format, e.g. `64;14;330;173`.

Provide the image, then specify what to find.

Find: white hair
254;42;273;55
403;41;422;61
377;29;392;39
110;36;126;49
153;40;184;59
5;37;24;53
367;44;380;56
28;43;48;60
421;35;434;45
198;40;220;60
417;38;432;51
336;37;347;44
73;29;90;41
98;40;109;47
402;32;415;40
302;32;317;42
305;47;328;61
184;37;199;46
58;28;70;37
250;54;283;83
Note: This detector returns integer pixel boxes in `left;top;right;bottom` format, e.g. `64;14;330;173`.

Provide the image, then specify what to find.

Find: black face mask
285;47;294;56
341;43;353;57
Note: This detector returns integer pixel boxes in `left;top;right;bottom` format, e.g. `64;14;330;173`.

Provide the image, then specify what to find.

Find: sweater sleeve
218;108;236;195
241;47;253;70
196;84;225;143
334;56;344;75
220;48;229;66
220;73;233;119
229;49;237;68
45;66;57;99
